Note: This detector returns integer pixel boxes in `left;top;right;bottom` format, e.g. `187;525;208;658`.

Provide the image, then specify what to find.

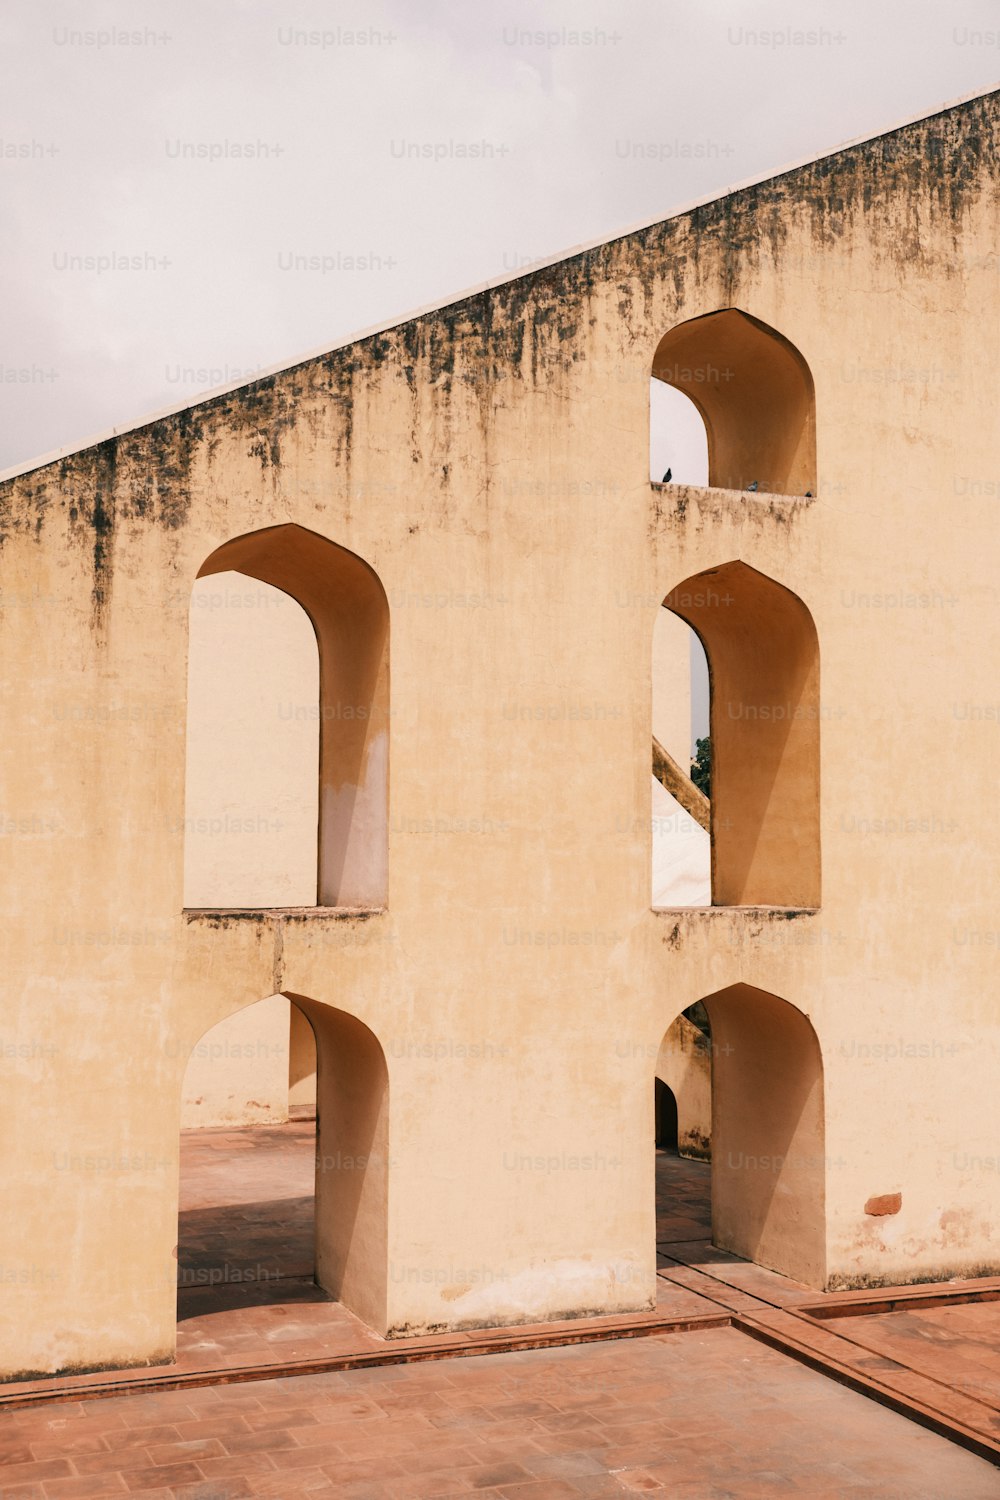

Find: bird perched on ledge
661;468;672;483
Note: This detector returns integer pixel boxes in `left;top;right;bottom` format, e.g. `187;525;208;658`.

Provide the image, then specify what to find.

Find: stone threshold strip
800;1285;1000;1320
0;1305;729;1411
2;1269;998;1470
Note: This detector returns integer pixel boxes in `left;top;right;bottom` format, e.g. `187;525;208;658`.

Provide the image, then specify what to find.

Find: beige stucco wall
0;92;997;1377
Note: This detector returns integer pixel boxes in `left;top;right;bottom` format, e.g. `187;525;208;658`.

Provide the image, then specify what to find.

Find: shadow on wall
287;994;390;1334
662;561;821;908
655;1079;679;1150
657;983;826;1288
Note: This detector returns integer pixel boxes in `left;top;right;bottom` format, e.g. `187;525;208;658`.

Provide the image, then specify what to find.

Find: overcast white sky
1;0;997;475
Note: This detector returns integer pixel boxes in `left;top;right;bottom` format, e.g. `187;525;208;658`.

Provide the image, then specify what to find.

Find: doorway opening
655;561;821;908
176;994;390;1339
654;984;826;1289
177;995;319;1319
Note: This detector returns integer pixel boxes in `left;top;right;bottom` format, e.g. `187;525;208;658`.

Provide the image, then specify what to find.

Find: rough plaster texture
1;91;998;1376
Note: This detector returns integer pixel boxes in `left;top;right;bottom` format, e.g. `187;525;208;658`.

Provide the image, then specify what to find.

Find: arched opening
187;523;389;910
651;308;816;497
658;560;820;908
177;996;320;1321
176;995;389;1336
655;985;826;1288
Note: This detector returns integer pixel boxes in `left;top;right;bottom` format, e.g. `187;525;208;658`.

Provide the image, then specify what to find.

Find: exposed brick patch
865;1193;903;1217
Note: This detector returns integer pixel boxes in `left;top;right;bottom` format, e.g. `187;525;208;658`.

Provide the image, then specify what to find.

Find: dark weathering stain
4;1350;175;1384
600;89;995;304
332;93;995;413
0;468;53;549
198;90;996;466
489;264;586;385
65;410;203;628
54;439;120;628
231;377;296;472
152;94;995;487
89;442;116;623
825;1261;1000;1293
348;256;587;416
0;89;990;592
0;393;209;628
182;907;384;925
313;356;355;475
132;405;202;530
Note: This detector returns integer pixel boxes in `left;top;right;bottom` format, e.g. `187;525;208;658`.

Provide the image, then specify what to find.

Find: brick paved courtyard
4;1327;1000;1498
2;1122;998;1496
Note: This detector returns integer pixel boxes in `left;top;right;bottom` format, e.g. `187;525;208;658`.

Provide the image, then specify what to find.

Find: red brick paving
804;1299;1000;1403
172;1121;385;1375
177;1122;319;1315
3;1127;1000;1492
3;1332;999;1497
4;1133;729;1409
653;1150;711;1244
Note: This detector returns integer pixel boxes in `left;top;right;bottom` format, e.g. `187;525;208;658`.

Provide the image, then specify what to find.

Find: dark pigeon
662;468;672;483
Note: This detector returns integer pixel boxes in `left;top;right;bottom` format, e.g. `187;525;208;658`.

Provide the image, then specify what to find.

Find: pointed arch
656;984;826;1287
176;990;390;1335
193;524;390;907
652;308;816;496
660;560;820;907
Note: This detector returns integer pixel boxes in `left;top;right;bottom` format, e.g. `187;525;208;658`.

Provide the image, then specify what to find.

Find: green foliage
691;736;711;799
